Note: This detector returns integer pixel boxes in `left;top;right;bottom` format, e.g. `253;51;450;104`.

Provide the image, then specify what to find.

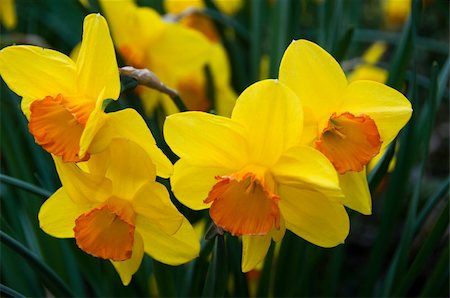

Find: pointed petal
279;39;347;133
79;94;108;158
88;108;173;178
278;185;349;247
53;156;112;204
87;139;157;199
111;232;144;286
132;181;183;235
241;234;271;272
231;79;303;166
76;14;120;101
38;188;92;238
339;80;412;150
137;217;199;265
0;45;77;112
271;145;342;198
164;111;248;169
171;159;232;210
338;169;372;215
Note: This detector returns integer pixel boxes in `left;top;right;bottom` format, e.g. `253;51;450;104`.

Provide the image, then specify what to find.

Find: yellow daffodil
99;0;211;115
0;0;16;30
39;139;199;285
279;39;412;215
382;0;411;29
0;13;171;174
164;79;349;272
165;2;237;116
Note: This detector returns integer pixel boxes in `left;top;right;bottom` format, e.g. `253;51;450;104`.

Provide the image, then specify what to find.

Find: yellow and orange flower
164;79;349;272
279;39;412;214
0;13;172;177
99;0;212;115
39;139;199;285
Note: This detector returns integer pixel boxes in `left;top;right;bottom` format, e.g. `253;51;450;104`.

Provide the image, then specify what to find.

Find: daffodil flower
39;139;199;285
164;79;349;272
279;39;412;214
99;0;211;115
0;0;16;29
0;14;172;177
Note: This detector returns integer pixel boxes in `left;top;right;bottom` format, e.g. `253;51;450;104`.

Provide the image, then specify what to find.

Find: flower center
74;197;135;261
28;94;93;162
204;167;280;236
315;112;382;174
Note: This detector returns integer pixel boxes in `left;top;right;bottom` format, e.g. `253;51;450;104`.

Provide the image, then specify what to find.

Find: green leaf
0;231;74;297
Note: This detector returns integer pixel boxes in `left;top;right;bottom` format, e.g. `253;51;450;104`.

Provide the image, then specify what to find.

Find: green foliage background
0;0;448;297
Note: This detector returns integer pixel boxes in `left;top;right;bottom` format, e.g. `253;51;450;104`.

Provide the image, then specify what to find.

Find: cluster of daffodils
0;8;412;286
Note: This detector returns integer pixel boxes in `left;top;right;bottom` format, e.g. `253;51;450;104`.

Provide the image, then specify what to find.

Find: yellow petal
38;188;92;238
348;65;388;84
231;79;303;167
53;156;113;204
213;0;243;15
0;0;17;29
151;23;211;80
241;234;271;272
132;181;183;235
165;0;205;13
136;217;199;265
209;44;232;88
215;85;237;117
338;169;372;215
87;139;157;199
278;185;349;247
362;42;387;64
100;0;164;53
0;45;77;115
88;108;173;178
79;95;108;158
111;232;144;286
279;39;347;136
164;111;248;169
76;14;120;101
271;145;342;198
171;159;233;210
339;80;412;151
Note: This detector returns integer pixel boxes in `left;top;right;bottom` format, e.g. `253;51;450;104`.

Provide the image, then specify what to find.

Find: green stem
0;284;26;298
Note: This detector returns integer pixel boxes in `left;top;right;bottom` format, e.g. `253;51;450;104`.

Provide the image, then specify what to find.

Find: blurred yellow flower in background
39;139;199;285
0;0;16;29
279;39;412;215
382;0;411;29
164;79;349;272
99;0;212;115
165;0;238;116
